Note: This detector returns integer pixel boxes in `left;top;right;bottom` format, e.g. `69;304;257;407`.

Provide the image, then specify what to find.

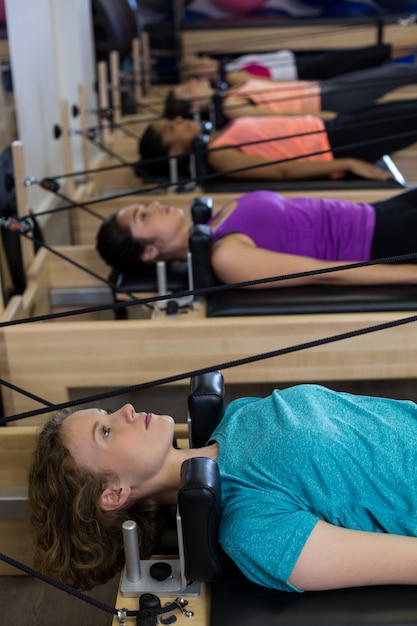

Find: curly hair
28;411;166;590
96;212;149;273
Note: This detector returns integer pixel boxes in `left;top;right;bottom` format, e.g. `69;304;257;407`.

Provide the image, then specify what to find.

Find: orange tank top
209;116;333;163
226;79;321;114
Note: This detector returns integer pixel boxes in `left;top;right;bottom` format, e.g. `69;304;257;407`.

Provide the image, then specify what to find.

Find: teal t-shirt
209;384;417;592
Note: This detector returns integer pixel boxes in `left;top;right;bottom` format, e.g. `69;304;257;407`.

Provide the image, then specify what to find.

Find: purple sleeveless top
208;190;376;261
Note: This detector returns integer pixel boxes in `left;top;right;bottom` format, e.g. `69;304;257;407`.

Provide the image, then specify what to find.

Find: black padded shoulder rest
189;224;219;290
191;196;213;224
178;457;223;582
187;371;225;447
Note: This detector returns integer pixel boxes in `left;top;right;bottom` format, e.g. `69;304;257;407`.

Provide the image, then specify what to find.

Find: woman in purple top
96;187;417;288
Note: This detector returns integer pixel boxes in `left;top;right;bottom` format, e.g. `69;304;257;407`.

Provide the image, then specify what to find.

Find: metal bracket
154;254;195;317
0;215;34;234
120;510;201;598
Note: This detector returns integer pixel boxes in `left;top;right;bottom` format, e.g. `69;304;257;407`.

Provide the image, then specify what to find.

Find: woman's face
153;117;201;155
173;78;213;111
61;403;175;492
117;201;186;259
185;54;218;78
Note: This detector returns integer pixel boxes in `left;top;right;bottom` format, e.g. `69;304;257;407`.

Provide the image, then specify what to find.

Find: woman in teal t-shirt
29;384;417;592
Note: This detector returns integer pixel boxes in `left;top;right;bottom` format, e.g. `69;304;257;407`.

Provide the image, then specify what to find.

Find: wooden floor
0;572;120;626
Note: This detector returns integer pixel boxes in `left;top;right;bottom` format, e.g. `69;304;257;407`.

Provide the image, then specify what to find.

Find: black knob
136;609;157;626
139;593;161;612
166;300;179;317
149;561;172;581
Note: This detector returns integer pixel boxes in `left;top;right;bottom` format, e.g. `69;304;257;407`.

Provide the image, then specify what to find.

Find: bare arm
211;234;417;288
289;520;417;591
206;145;393;182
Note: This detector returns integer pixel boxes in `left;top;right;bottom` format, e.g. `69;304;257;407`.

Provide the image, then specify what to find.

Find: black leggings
320;64;417;114
295;44;392;80
370;187;417;260
324;99;417;163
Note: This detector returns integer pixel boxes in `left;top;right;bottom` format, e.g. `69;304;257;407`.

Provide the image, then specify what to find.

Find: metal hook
173;598;194;618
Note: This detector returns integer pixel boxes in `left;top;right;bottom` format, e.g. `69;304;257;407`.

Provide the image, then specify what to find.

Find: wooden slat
3;305;417;419
181;21;417;57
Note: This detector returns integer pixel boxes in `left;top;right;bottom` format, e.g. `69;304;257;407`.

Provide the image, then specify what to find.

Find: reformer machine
113;195;417;319
136;128;409;194
3;371;417;624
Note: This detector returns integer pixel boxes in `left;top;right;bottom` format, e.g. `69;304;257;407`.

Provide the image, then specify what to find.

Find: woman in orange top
138;98;417;183
164;63;417;123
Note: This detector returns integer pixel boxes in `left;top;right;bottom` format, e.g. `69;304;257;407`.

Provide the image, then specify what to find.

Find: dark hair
164;89;193;119
137;124;170;179
96;212;148;273
138;122;192;182
28;410;166;590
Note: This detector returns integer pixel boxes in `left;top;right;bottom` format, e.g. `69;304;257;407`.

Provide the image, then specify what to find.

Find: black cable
0;378;53;406
38;180;106;220
1;247;417;329
17;229;154;309
0;552;123;616
2;309;417;426
34;123;407;213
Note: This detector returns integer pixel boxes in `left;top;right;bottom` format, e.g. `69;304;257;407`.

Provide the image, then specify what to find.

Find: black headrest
210;91;227;129
189;224;219;290
179;372;225;582
218;58;228;86
188;371;225;447
190;133;214;183
191;195;213;224
191;132;210;152
178;457;223;582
